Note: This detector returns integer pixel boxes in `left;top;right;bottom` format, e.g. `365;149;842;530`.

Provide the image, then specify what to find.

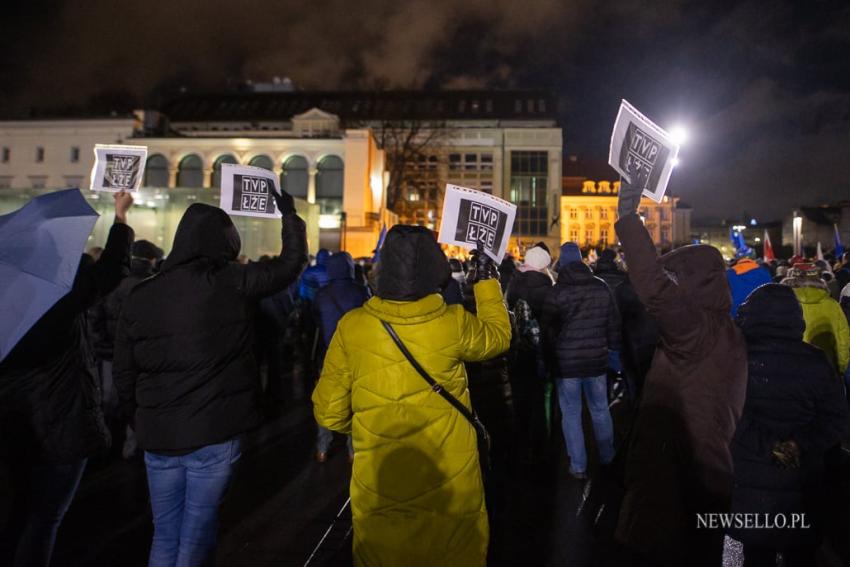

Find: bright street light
671;157;681;167
669;125;689;146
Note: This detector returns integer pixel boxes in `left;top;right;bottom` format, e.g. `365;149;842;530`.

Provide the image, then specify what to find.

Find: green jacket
793;286;850;374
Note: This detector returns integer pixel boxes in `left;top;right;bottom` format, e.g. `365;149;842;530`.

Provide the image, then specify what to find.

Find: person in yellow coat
312;225;511;567
782;263;850;375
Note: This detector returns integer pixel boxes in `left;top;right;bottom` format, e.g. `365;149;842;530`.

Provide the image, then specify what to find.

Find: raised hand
466;245;499;284
272;187;296;216
113;190;134;224
617;164;648;219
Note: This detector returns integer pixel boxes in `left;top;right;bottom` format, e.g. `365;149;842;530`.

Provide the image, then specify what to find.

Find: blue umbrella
0;188;99;361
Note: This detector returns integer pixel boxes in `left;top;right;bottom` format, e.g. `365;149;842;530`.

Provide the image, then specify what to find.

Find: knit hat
558;242;582;268
523;246;552;271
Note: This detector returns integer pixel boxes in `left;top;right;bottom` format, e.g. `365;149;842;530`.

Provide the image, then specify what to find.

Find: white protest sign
438;184;517;262
219;163;281;218
608;100;679;203
90;144;148;192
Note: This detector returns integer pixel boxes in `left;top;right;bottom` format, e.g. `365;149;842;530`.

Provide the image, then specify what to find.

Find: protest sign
608;100;679;203
438;184;517;262
219;163;282;219
89;144;148;192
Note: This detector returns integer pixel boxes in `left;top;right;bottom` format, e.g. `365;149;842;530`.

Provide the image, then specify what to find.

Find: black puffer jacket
506;270;552;317
114;205;307;452
730;284;850;548
0;223;133;464
542;261;621;378
593;258;629;291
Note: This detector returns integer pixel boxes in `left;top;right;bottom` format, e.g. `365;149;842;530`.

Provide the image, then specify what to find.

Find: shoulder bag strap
379;319;485;432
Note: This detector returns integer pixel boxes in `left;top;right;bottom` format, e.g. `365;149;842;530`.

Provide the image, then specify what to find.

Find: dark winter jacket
314;252;371;349
90;257;157;360
593;258;629;291
729;284;850;549
299;249;331;302
114;205;307;453
0;223;133;464
506;270;552;318
541;261;621;378
614;213;747;564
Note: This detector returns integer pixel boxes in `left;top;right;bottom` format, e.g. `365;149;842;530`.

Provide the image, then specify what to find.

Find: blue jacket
727;259;772;316
313;253;371;349
298;248;331;302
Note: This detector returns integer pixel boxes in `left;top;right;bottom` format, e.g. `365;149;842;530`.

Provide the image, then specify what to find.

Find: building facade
782;202;850;257
561;158;691;251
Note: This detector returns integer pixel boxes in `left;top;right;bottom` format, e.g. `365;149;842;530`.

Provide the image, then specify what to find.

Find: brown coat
614;214;747;564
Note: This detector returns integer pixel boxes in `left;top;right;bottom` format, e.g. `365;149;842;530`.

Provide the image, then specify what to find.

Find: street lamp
669;125;690;146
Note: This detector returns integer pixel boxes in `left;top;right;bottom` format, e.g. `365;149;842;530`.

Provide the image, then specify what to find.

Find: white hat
523;247;552;272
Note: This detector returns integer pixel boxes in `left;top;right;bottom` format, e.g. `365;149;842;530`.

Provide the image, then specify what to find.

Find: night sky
2;0;849;221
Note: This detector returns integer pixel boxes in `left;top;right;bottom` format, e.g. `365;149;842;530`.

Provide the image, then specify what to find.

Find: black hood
735;283;805;341
162;203;241;271
556;260;595;285
376;225;451;301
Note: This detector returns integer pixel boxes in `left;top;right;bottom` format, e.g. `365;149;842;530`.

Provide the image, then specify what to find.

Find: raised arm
237;188;309;298
457;250;511;362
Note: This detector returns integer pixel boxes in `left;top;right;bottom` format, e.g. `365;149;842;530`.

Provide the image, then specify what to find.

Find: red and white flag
763;229;775;262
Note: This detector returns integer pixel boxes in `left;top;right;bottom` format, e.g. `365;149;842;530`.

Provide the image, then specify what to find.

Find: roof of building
159;90;559;123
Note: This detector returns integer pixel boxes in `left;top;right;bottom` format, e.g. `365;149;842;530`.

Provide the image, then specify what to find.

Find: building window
585;208;593;219
35;147;45;163
176;154;204;188
282;155;308;199
28;175;48;188
509;151;549;236
600;228;609;243
585;229;594;244
316;155;344;215
63;175;84;188
144;154;169;187
212;154;239;188
248;155;273;171
2;147;9;163
70;146;80;163
569;228;579;242
569;208;578;220
480;153;493;170
480;180;493;194
600;208;608;220
660;207;670;221
0;175;12;188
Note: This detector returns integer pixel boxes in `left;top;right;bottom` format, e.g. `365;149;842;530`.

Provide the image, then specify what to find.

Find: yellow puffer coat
793;286;850;374
312;278;511;567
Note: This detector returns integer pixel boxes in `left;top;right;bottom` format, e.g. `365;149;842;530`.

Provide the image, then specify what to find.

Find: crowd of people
1;167;850;567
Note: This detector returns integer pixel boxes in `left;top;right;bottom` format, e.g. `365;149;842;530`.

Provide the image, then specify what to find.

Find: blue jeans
10;459;87;567
145;438;242;567
556;376;615;474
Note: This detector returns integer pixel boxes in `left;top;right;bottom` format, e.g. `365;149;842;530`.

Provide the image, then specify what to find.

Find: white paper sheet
219;163;282;219
437;184;517;262
89;144;148;192
608;100;679;203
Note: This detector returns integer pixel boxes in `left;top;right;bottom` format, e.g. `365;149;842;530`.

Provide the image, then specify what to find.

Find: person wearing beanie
519;246;552;273
313;225;511;566
542;241;621;480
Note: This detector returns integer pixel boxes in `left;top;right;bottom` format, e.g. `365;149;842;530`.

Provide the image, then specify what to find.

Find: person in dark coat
298;248;331;302
312;252;371;462
614;168;748;567
113;190;307;567
730;284;850;566
542;242;621;479
0;192;134;567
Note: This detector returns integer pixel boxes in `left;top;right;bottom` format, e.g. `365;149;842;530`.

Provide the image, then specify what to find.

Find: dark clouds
2;0;849;220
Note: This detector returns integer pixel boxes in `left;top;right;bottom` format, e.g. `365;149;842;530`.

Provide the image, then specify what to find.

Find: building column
307;167;317;204
204;168;214;189
168;167;178;188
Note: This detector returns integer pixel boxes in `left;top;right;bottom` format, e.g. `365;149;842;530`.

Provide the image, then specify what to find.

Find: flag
730;227;753;258
816;241;824;261
372;224;387;263
763;229;775;262
835;224;845;258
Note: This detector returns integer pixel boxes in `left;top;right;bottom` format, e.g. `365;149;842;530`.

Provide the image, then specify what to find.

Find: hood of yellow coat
362;293;448;325
794;285;830;304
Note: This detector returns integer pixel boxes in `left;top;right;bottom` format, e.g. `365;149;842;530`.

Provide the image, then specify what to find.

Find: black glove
617;164;648;219
466;246;499;284
272;187;296;216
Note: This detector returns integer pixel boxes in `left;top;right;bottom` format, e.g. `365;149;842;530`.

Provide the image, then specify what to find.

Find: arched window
144;154;169;187
212;154;239;188
281;155;308;199
176;154;203;188
316;155;343;215
248;154;273;171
